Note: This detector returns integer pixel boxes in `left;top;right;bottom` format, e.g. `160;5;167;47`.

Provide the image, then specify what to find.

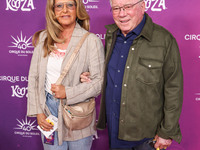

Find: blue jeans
42;92;93;150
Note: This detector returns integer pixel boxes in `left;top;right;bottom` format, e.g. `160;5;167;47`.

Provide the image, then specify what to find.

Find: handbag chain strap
54;32;90;104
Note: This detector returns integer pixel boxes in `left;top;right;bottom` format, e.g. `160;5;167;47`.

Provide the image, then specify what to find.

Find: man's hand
37;113;53;131
80;72;91;83
51;84;66;99
154;135;172;149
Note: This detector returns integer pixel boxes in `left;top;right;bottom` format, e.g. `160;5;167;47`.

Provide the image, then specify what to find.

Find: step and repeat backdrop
0;0;200;150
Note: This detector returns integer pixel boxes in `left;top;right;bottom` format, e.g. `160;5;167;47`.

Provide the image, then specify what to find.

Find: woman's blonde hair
32;0;90;57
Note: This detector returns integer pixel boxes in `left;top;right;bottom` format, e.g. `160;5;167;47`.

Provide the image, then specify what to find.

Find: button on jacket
97;13;183;143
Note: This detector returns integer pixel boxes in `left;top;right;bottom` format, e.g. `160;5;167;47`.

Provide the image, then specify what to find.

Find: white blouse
45;46;67;94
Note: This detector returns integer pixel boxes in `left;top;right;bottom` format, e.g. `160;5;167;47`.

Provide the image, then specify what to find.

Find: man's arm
157;37;183;143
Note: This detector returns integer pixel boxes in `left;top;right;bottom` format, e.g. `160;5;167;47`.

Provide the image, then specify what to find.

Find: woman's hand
80;72;91;83
51;84;66;99
37;113;53;131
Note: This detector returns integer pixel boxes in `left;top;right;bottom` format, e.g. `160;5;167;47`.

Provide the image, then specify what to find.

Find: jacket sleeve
27;34;45;117
65;34;105;105
157;37;183;143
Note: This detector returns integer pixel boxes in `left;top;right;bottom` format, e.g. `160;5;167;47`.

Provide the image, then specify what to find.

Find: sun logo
82;0;99;4
14;118;38;132
9;31;33;50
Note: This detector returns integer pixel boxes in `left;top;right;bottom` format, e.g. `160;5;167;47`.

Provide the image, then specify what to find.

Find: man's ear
141;1;146;13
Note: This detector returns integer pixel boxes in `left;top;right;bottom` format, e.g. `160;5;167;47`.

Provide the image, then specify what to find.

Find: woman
27;0;104;149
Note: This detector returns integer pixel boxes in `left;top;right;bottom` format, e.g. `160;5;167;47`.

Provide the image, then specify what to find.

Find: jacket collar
140;13;153;41
105;23;118;34
105;13;153;41
71;22;86;37
60;22;89;71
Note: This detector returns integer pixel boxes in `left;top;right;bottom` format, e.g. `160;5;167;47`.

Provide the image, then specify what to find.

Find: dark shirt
105;15;149;149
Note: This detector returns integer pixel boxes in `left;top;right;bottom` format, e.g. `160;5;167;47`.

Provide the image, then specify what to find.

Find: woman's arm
65;34;105;105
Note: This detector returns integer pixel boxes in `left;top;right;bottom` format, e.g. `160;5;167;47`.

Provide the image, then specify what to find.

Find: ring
41;125;44;129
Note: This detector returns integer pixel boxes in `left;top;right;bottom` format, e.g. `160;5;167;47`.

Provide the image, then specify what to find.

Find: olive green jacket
97;13;183;143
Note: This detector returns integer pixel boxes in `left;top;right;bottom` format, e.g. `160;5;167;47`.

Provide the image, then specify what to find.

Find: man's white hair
109;0;112;6
109;0;144;6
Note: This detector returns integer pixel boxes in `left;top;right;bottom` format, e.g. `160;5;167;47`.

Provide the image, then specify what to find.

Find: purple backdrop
0;0;200;149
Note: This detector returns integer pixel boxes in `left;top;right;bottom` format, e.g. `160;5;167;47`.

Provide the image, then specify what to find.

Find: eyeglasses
54;1;76;11
110;0;143;14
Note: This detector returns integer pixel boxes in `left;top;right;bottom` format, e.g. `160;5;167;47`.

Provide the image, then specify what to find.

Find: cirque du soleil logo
14;117;40;137
6;0;35;11
8;31;34;56
145;0;167;11
83;0;99;11
185;34;200;41
11;85;28;98
14;118;37;132
82;0;99;5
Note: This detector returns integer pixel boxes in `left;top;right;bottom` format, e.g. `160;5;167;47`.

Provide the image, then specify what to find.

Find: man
81;0;183;149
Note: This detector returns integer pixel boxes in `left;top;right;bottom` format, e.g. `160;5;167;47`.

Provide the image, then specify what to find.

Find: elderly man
81;0;183;149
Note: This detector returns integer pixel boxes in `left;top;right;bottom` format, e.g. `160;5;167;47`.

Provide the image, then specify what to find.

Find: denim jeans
42;92;93;150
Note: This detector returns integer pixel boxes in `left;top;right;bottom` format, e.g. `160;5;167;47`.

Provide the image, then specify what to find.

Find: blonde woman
27;0;104;149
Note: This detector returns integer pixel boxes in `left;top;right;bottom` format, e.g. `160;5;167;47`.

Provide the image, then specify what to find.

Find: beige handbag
62;98;95;130
55;32;95;131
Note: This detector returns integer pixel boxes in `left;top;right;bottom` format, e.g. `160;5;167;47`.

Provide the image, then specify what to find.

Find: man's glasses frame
110;0;143;14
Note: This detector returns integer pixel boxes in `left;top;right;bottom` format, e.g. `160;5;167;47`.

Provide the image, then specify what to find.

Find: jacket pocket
136;57;163;84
